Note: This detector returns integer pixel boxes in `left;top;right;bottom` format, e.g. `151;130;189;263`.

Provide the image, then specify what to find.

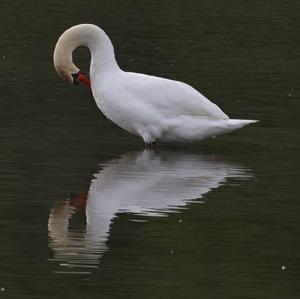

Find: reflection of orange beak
71;192;88;210
78;73;91;87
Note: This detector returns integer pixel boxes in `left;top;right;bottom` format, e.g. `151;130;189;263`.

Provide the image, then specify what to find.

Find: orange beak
72;71;91;87
78;72;91;87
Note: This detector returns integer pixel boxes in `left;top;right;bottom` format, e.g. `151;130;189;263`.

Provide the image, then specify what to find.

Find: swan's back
118;72;229;120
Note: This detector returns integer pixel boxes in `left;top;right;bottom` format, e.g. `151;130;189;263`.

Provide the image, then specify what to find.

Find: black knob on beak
71;71;81;85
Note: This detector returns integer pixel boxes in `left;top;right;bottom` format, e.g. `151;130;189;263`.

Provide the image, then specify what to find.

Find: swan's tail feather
213;119;258;135
226;119;259;132
207;119;258;138
161;118;258;142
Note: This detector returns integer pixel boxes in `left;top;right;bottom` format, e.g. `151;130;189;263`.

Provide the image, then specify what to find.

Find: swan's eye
71;71;91;87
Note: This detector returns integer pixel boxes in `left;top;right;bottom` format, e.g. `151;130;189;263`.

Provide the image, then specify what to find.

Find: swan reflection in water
48;150;249;274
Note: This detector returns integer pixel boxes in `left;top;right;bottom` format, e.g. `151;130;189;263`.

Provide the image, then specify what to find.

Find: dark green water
0;0;299;298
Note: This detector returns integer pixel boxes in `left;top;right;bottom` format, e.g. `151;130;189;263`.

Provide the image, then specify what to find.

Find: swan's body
54;24;257;144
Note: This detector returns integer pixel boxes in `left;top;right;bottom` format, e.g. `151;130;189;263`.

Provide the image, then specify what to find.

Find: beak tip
78;73;91;87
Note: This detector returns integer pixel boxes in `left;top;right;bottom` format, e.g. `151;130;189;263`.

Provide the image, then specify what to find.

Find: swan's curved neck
54;24;119;80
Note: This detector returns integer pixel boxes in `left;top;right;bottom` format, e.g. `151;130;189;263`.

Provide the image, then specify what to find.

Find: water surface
0;0;299;298
48;150;249;275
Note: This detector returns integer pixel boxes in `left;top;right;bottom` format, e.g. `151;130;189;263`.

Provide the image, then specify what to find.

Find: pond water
0;0;299;298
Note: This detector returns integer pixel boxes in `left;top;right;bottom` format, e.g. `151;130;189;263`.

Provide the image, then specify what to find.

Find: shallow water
0;0;299;298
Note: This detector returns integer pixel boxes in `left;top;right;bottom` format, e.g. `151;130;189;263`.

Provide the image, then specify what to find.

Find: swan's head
53;27;91;87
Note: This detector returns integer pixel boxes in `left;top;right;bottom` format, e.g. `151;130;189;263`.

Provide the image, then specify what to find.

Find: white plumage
54;24;257;144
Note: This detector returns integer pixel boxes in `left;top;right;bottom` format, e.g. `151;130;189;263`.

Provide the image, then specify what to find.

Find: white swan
53;24;257;145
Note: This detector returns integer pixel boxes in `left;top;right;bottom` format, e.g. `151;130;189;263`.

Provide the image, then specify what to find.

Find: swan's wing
124;72;229;120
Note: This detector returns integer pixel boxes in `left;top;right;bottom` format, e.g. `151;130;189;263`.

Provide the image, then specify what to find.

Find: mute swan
53;24;257;145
